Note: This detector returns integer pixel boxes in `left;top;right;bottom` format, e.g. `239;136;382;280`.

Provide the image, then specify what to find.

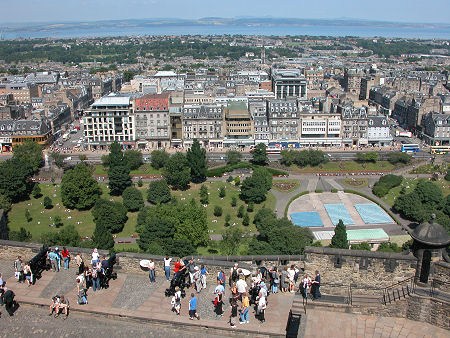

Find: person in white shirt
236;275;248;300
163;256;172;281
91;248;99;264
287;265;296;293
171;288;181;315
149;259;156;283
256;291;267;323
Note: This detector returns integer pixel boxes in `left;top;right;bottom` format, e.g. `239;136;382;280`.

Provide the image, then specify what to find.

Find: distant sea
3;24;450;40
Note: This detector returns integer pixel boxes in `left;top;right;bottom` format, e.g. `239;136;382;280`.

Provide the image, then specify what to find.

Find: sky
1;0;449;24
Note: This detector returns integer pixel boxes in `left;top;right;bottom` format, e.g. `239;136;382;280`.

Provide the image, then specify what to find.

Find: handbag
214;297;218;306
14;272;20;279
274;279;280;284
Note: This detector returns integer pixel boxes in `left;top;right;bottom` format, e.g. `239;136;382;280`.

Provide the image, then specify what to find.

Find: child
77;288;87;305
229;299;238;328
171;288;181;315
189;293;200;320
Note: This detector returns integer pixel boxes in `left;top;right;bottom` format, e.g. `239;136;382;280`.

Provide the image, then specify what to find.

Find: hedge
207;163;288;177
343;189;401;225
284;190;310;217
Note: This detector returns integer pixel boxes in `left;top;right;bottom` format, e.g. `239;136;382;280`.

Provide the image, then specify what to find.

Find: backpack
231;268;238;281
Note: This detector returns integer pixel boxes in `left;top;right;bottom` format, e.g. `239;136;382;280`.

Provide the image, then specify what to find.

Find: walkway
303;308;449;338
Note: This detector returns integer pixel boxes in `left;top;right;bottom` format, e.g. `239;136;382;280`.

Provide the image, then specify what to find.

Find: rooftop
92;93;131;107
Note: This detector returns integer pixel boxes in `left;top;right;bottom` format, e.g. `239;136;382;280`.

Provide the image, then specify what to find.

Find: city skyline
1;0;450;25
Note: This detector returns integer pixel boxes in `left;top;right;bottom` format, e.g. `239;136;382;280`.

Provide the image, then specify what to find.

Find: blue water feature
290;212;323;227
354;204;393;224
324;204;354;225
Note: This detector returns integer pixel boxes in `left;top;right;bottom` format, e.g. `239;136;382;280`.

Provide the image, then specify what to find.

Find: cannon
100;254;117;289
165;266;190;297
29;246;50;284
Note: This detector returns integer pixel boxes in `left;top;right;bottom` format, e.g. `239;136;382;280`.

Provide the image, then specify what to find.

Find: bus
250;146;281;155
430;145;450;155
401;144;420;153
395;130;412;138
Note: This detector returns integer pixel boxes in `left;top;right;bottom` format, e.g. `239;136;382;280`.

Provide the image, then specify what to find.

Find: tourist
91;263;100;292
239;292;250;324
149;259;156;284
312;270;321;300
214;280;225;296
14;256;24;281
236;275;248;300
55;247;61;271
75;252;84;275
173;258;182;278
171;287;181;315
48;250;58;272
214;287;223;317
0;282;5;306
255;291;267;323
280;266;289;293
193;266;202;292
23;262;32;286
186;259;196;287
78;288;87;305
91;248;100;264
61;247;70;270
271;267;279;294
3;287;15;316
0;272;3;288
230;282;239;303
200;265;208;289
229;263;239;287
229;298;238;328
300;274;312;299
164;256;172;281
49;296;60;316
56;295;69;319
217;269;226;286
287;265;296;293
189;293;200;320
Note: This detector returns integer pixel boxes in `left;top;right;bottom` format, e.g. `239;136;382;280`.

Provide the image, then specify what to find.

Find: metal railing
381;276;415;305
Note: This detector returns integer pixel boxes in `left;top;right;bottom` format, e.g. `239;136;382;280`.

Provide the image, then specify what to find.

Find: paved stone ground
303;308;449;338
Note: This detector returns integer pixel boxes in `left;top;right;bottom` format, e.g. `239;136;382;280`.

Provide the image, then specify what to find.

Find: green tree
219;186;226;198
351;242;371;250
356;152;378;163
25;209;32;222
122;186;144;212
330;219;348;249
267;224;314;255
227;175;234;183
12;140;43;174
0;159;33;202
243;212;250;226
92;198;128;234
137;217;175;252
247;201;254;212
43;196;53;209
226;150;242;165
164;152;190;190
137;178;143;187
377;242;402;253
79;154;87;162
123;150;143;170
388;152;411;164
221;228;242;255
0;195;11;212
414;179;443;210
237;205;245;218
9;227;32;242
240;167;272;203
61;163;101;210
234;176;240;186
50;151;66;168
108;141;124;168
147;179;171;204
251;143;268;166
248;237;275;255
54;216;63;228
199;185;209;204
32;184;42;198
225;213;231;227
123;70;136;82
108;165;132;196
150;150;170;169
92;222;115;250
214;206;223;217
186;139;207;183
231;196;237;207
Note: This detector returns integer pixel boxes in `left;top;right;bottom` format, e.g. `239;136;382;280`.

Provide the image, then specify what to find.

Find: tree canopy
251;143;268;166
147;179;171;204
240;167;272;203
61;163;101;210
150;150;170;169
12;140;43;174
226;150;242;165
330;219;348;249
122;186;144;212
92;198;128;234
108;165;132;196
164;152;190;190
186;139;207;183
123;150;143;170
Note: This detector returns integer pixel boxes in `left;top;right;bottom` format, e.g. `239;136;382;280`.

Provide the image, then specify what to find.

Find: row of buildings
82;92;392;150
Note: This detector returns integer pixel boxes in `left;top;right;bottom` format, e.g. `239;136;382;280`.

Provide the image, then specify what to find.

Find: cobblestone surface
0;304;225;338
112;274;164;310
0;259;15;281
40;267;77;299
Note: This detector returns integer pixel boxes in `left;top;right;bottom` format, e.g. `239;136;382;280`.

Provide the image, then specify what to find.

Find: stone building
182;104;224;148
223;101;254;148
299;109;342;147
83;93;135;150
0;117;51;150
341;106;368;147
271;69;307;99
421;112;450;145
249;101;269;142
343;68;364;96
134;93;171;149
267;99;299;141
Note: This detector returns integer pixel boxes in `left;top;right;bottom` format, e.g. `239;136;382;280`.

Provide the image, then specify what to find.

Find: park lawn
171;181;276;236
114;242;139;252
93;164;161;176
272;180;300;193
410;163;449;174
292;160;396;172
382;177;450;207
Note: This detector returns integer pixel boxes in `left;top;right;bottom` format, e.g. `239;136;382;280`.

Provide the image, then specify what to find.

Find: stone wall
406;294;450;330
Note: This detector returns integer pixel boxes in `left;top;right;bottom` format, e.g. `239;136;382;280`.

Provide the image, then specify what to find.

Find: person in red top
173;258;185;279
61;247;70;270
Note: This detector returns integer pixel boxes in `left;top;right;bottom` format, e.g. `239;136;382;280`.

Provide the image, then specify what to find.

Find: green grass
93;164;161;176
342;178;369;188
291;161;396;172
172;181;276;235
272;180;300;193
410;163;449;174
114;242;139;252
381;178;450;207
